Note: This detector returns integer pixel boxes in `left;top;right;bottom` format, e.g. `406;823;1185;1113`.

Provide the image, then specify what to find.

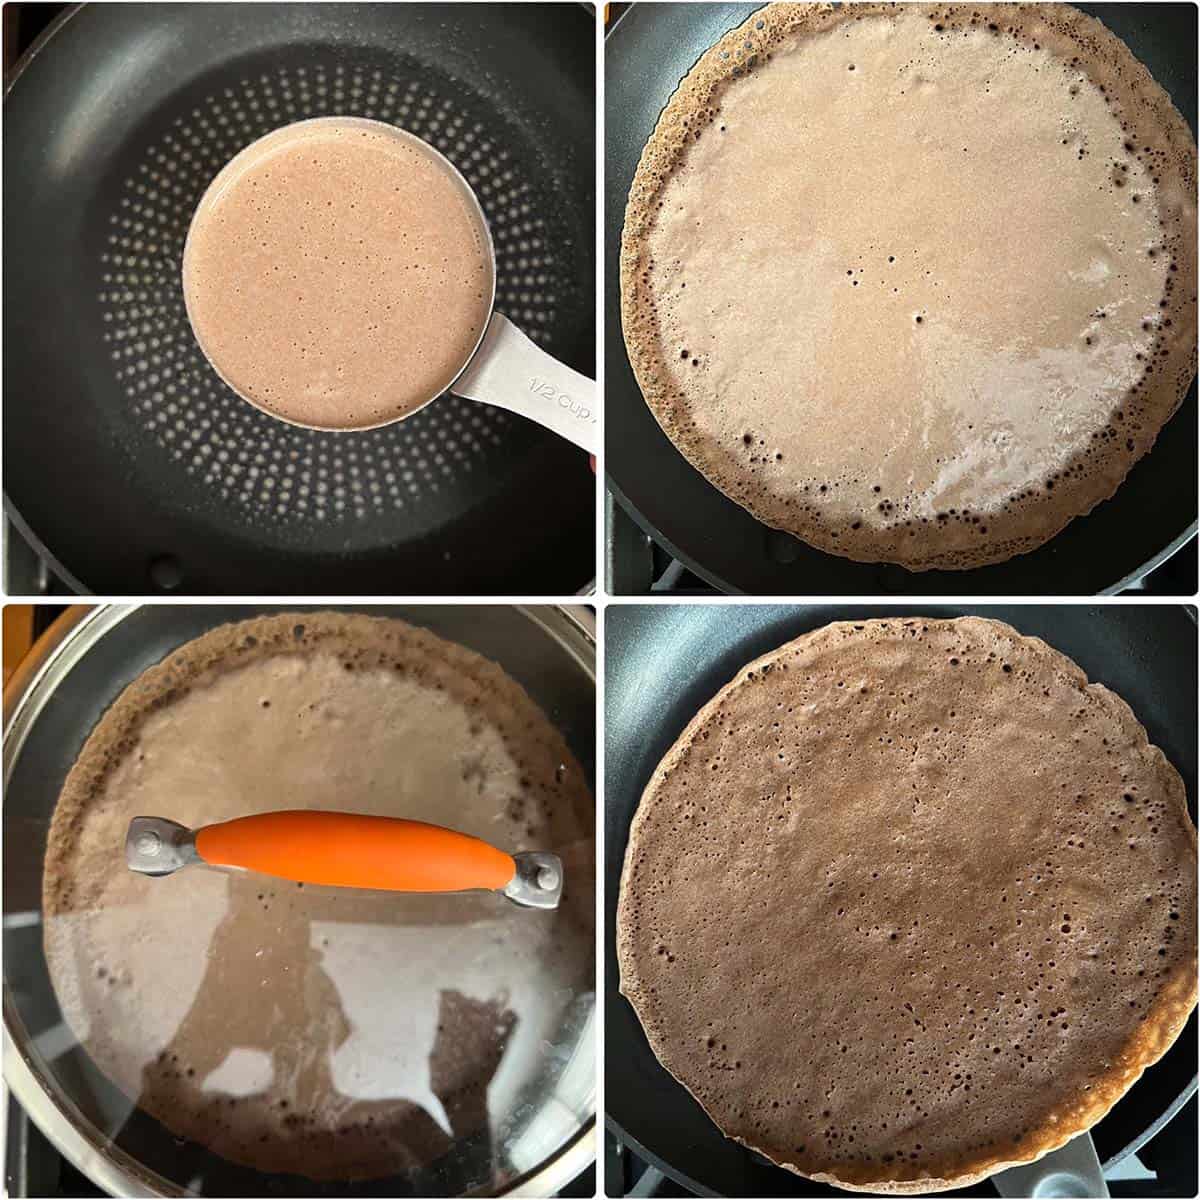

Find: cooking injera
617;617;1197;1192
43;613;593;1184
619;4;1198;570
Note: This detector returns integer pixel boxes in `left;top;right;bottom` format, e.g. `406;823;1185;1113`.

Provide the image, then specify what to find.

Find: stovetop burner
605;1100;1198;1198
606;495;1199;596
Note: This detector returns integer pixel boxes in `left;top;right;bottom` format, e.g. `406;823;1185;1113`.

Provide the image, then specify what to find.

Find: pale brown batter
43;614;592;1184
183;118;494;430
621;4;1198;570
618;617;1197;1192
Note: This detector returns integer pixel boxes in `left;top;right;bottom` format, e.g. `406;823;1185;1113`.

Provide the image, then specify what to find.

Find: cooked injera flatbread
44;613;593;1183
617;617;1197;1192
620;4;1198;570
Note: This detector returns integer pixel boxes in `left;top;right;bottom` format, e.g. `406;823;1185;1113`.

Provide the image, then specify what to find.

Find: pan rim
1;1;83;99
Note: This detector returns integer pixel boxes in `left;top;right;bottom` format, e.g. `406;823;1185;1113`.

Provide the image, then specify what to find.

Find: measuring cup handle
451;313;597;455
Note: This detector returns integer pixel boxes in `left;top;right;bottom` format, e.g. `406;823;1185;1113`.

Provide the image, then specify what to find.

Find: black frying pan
604;4;1198;595
4;3;595;595
605;604;1198;1196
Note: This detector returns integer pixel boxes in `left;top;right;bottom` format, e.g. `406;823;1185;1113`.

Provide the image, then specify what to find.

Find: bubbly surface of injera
43;612;593;1183
620;4;1198;570
617;617;1197;1192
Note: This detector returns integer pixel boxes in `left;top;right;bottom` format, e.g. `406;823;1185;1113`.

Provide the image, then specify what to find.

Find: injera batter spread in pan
620;4;1198;570
43;613;593;1183
617;617;1197;1192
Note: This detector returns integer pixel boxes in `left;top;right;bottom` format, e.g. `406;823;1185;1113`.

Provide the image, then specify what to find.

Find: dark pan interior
4;3;595;595
604;3;1198;595
3;603;595;1197
604;604;1198;1196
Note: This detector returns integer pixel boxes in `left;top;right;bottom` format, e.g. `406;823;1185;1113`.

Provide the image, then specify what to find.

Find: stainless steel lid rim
3;603;596;1197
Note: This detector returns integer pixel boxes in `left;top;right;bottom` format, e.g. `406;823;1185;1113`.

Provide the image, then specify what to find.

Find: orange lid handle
193;811;516;893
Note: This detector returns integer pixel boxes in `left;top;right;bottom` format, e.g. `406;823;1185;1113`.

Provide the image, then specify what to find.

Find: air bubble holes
95;50;584;530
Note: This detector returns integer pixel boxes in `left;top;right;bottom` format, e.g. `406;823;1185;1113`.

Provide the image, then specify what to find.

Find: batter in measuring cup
183;117;495;430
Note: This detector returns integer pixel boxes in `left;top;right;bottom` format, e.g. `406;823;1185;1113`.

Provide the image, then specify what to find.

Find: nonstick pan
4;3;595;595
605;604;1198;1196
4;603;596;1197
604;3;1199;596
